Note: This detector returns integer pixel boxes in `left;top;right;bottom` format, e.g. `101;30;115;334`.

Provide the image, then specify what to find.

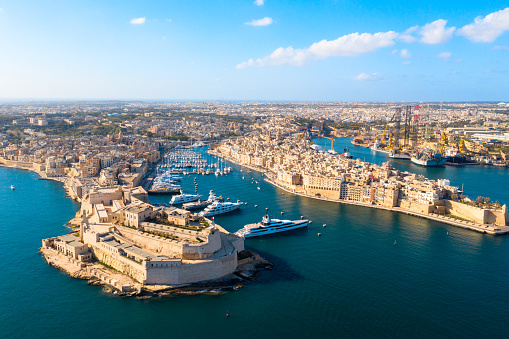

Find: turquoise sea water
1;142;509;338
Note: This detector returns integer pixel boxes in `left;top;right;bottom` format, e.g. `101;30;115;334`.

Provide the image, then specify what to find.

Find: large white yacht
170;191;202;205
182;190;221;210
235;214;309;238
199;200;243;217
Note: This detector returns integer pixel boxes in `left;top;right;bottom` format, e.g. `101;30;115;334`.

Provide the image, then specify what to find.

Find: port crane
380;121;389;145
439;132;448;156
321;136;334;152
459;139;466;155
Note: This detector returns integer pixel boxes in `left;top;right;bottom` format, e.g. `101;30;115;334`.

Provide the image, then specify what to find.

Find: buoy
301;216;304;219
394;240;397;245
244;202;247;205
226;310;229;317
318;233;321;236
323;224;326;227
447;231;449;235
309;221;313;224
282;193;284;195
254;205;257;208
281;212;284;215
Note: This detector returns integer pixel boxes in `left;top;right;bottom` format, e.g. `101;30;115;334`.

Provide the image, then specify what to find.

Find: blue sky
0;0;508;101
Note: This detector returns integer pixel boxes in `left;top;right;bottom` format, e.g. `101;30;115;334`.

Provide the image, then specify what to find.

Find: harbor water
2;144;509;338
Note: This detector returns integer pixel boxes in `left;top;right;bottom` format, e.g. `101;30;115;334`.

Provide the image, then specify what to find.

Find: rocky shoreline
40;246;273;298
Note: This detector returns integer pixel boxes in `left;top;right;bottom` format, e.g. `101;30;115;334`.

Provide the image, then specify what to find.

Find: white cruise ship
170;191;202;205
235;214;309;238
199;200;243;217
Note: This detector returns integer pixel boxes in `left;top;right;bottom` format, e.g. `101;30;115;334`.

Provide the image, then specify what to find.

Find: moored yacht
170;191;202;205
199;200;243;217
182;190;221;210
235;213;309;238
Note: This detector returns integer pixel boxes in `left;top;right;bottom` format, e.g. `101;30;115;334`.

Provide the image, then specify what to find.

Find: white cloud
484;69;506;73
308;32;398;57
399;26;419;43
130;17;146;25
457;8;509;42
391;49;398;55
402;61;412;65
492;45;509;50
354;72;383;81
437;51;452;60
237;31;398;68
245;17;273;26
420;19;455;44
254;0;264;6
400;49;411;58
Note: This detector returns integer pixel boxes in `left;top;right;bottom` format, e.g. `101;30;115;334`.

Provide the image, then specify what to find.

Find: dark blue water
2;147;509;338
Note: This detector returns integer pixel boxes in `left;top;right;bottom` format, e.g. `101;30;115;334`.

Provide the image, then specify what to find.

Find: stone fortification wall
92;242;238;286
117;226;184;258
141;222;205;241
484;206;508;226
399;199;434;215
0;158;33;168
443;200;485;223
440;200;507;226
135;224;223;259
143;250;238;285
177;251;237;285
304;187;341;200
92;247;147;283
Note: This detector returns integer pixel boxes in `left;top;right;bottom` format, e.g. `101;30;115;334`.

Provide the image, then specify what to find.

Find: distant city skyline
0;1;508;101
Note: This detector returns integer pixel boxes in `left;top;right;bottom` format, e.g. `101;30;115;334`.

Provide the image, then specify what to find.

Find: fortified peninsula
209;117;509;235
40;185;255;295
0;131;269;295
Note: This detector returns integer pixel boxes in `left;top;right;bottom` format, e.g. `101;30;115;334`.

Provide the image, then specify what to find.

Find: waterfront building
212;125;509;228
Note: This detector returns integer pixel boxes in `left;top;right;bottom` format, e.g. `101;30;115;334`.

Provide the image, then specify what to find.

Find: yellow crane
380;121;389;145
459;139;466;154
439;132;448;156
386;133;394;150
322;136;334;151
